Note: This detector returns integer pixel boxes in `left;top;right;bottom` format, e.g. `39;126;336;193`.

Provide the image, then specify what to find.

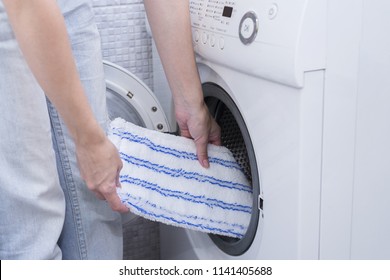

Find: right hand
75;131;129;213
175;101;221;168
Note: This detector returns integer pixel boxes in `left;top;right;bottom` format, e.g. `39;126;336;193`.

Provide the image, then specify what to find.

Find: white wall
92;0;153;89
321;0;390;259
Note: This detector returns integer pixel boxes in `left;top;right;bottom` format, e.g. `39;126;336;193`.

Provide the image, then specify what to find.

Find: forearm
144;1;221;167
3;0;103;144
144;0;204;110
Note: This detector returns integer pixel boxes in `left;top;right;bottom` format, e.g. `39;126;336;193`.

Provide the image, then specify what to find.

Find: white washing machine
159;0;327;259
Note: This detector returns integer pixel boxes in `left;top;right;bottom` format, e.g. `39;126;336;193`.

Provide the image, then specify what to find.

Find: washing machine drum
103;60;170;132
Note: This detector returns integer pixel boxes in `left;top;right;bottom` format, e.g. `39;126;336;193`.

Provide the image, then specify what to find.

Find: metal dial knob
239;11;259;45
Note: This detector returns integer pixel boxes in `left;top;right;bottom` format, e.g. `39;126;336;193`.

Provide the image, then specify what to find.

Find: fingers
88;179;129;213
178;112;221;168
195;120;221;168
181;130;210;168
195;138;210;168
115;168;122;189
103;186;129;213
100;167;127;213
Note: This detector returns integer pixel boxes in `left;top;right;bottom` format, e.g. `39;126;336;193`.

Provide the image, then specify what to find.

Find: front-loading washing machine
159;0;327;259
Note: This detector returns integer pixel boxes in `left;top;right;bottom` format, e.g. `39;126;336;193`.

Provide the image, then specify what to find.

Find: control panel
190;0;327;88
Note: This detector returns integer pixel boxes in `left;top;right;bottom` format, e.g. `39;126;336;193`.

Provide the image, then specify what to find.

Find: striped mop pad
109;118;252;239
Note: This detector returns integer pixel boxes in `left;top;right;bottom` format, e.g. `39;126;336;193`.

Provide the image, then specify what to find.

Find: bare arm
3;0;127;213
144;0;221;168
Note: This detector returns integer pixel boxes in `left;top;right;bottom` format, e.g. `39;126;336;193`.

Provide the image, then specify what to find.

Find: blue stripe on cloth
120;175;252;214
111;129;243;171
119;191;248;232
119;152;252;193
119;192;245;238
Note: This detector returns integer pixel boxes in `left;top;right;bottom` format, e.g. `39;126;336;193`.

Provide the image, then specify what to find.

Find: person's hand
75;130;128;213
176;102;221;168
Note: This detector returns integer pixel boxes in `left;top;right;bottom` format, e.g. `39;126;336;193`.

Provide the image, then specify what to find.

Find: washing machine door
104;60;171;225
104;60;171;133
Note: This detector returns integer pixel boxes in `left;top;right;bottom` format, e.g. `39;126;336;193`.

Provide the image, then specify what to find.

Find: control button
219;37;225;50
268;3;278;20
210;35;216;47
194;30;200;42
239;11;259;45
202;32;208;44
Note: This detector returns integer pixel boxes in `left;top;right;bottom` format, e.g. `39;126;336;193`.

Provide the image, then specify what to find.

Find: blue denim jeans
0;0;123;259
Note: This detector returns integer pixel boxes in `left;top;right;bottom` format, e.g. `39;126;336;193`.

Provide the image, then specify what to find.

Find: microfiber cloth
108;118;252;239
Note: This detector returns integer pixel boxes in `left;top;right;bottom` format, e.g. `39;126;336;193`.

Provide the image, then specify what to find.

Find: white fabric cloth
109;118;252;238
